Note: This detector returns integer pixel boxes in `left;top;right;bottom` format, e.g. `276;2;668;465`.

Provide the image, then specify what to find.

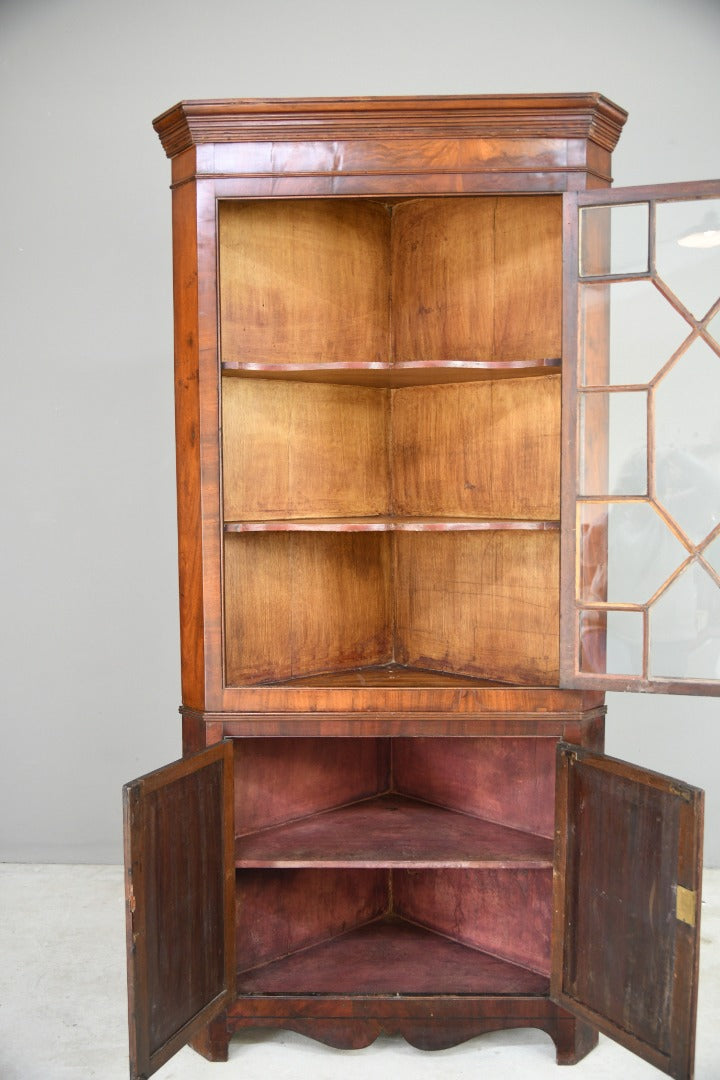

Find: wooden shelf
221;359;561;387
236;916;550;996
224;516;560;533
257;663;521;688
235;794;553;869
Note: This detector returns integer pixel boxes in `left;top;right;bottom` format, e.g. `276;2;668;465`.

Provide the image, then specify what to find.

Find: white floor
0;865;718;1080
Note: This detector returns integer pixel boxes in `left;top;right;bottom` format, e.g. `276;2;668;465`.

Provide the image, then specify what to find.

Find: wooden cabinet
123;96;718;1080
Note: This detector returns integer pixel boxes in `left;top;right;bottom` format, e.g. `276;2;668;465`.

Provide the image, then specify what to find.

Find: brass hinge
676;885;697;927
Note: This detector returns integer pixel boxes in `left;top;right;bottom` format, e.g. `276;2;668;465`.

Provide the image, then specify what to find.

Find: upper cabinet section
154;95;627;711
562;180;720;696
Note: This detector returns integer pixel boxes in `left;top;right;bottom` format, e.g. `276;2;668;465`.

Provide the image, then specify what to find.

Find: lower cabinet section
232;734;557;995
221;732;568;1057
125;717;703;1080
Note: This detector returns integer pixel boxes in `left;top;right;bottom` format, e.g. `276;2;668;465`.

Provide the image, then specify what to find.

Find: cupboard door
123;741;235;1079
552;742;703;1080
561;179;720;693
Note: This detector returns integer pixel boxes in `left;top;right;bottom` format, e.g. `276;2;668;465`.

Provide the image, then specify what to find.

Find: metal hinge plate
676;885;697;927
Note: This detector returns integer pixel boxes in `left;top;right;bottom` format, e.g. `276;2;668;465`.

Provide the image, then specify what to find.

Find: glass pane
654;338;720;545
579;391;647;496
580;609;644;676
649;561;720;679
656;198;720;319
578;502;689;606
580;280;692;386
580;203;649;277
607;610;644;676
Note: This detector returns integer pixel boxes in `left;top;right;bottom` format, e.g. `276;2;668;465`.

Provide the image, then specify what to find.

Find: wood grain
395;530;560;683
393;736;558;837
154;94;628;160
235;868;387;972
222;378;390;521
392;374;560;520
392;197;561;363
262;663;531;688
219;200;390;365
208;695;605;732
392;198;494;362
552;744;704;1079
123;744;234;1079
222;374;560;525
234;793;553;868
395;867;553;976
237;915;549;996
171;180;206;709
224;528;559;686
189;1012;230;1064
233;737;389;834
221;358;561;387
223;532;392;684
226;993;597;1062
493;196;562;361
285;531;393;675
223;517;559;532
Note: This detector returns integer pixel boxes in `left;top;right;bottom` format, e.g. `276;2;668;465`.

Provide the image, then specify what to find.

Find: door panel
561;179;720;694
123;741;235;1079
552;742;703;1079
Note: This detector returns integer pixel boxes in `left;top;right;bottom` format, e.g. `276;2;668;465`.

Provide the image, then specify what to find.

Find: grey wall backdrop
2;0;719;865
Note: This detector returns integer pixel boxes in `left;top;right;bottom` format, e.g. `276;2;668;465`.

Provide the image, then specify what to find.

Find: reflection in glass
580;203;649;277
580;609;644;676
579;608;606;675
654;338;720;545
656;198;720;319
580;280;691;386
579;391;647;496
579;502;689;606
577;503;607;606
649;561;720;679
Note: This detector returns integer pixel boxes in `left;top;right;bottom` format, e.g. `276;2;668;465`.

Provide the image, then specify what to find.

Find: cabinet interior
233;736;556;995
219;194;563;688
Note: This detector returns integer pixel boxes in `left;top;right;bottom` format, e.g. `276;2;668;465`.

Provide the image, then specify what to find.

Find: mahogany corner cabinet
123;94;720;1080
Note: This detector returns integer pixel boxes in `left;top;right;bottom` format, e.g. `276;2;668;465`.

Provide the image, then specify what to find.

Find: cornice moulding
153;93;628;159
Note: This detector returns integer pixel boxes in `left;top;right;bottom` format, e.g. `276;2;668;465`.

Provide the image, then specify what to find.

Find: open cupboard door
123;741;235;1079
552;742;703;1079
561;179;720;694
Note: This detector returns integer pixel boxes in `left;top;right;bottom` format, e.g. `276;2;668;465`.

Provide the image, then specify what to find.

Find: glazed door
123;741;235;1079
552;742;703;1079
561;179;720;693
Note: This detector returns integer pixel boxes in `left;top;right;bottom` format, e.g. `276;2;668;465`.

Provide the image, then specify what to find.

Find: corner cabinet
123;96;719;1080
